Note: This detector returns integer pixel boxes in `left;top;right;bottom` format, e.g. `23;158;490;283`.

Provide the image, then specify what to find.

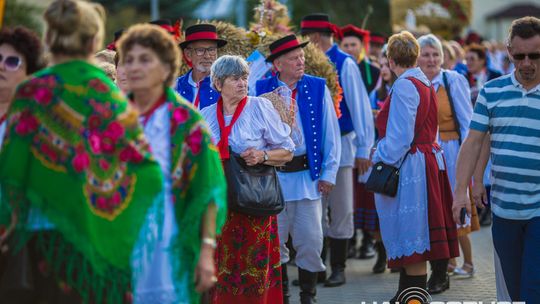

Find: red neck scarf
216;96;248;160
194;80;202;109
0;114;7;125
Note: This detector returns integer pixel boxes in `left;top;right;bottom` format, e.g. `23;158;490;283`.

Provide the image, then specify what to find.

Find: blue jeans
492;214;540;302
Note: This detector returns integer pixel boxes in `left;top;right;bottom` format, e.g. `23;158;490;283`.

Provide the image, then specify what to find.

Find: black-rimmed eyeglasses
186;47;218;56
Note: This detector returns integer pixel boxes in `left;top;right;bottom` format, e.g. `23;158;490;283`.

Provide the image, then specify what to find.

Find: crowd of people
0;0;539;304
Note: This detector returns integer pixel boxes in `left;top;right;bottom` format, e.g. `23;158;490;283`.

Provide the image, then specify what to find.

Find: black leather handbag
222;151;284;216
365;155;409;197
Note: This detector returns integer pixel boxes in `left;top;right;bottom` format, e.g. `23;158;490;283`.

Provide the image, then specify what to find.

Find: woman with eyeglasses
0;26;45;289
0;1;165;303
0;27;45;143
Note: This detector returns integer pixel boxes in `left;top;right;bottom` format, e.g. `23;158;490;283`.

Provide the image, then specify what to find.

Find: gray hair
418;34;444;61
210;55;249;91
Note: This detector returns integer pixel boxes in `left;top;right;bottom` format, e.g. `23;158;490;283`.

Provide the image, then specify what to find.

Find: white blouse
201;96;295;153
0;120;6;148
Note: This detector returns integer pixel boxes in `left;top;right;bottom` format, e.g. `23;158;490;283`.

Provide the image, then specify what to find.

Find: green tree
3;0;44;34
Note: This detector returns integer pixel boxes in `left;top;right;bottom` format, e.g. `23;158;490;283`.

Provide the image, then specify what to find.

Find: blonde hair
96;61;116;81
442;41;456;61
387;31;419;68
117;24;180;87
44;0;106;57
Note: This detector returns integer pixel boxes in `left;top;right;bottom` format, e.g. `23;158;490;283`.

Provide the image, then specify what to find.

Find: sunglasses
512;53;540;61
0;54;22;71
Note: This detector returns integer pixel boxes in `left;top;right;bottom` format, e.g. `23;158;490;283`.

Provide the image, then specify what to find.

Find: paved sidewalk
287;226;496;303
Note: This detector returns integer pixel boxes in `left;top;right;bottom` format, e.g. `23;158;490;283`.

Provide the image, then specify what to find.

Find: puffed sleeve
253;97;295;151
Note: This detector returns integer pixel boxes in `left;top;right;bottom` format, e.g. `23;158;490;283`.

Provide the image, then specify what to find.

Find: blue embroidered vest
174;71;220;110
256;74;324;180
326;44;354;134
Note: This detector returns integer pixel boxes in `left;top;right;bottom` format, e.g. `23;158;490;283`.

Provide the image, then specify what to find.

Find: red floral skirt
388;151;460;268
212;211;283;304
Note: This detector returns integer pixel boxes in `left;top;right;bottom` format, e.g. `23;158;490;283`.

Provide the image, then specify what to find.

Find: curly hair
116;24;180;87
0;26;45;74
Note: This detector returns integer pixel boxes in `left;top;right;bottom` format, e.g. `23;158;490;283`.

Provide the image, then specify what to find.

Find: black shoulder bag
222;150;284;216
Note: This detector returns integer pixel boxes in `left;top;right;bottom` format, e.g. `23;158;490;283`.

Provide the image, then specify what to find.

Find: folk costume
201;96;294;304
256;34;341;303
372;67;459;268
0;60;164;303
133;87;227;304
301;14;375;286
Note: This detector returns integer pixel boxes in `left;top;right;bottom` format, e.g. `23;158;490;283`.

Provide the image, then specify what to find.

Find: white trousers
278;199;326;272
322;166;354;239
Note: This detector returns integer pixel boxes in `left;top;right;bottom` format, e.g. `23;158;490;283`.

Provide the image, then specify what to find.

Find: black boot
318;238;328;283
358;229;375;259
293;239;327;286
282;264;290;304
298;268;318;304
324;238;347;287
427;259;450;294
372;241;387;274
390;269;427;303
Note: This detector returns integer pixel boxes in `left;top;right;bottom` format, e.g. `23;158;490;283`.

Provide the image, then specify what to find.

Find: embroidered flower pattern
186;126;203;155
34;87;54;105
88;78;110;94
214;213;282;297
15;110;39;136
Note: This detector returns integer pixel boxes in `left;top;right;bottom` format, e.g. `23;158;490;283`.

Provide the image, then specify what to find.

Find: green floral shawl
163;87;227;304
0;60;164;303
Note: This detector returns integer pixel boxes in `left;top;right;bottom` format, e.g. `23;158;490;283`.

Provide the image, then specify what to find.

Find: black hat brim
179;38;227;49
300;27;333;36
266;41;309;63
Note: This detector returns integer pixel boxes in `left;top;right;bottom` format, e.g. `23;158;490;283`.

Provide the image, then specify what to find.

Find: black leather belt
277;155;309;173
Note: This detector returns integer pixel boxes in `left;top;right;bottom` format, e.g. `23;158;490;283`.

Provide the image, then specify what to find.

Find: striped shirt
470;72;540;220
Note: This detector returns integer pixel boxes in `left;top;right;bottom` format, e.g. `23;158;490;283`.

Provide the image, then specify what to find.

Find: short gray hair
418;34;444;60
210;55;249;90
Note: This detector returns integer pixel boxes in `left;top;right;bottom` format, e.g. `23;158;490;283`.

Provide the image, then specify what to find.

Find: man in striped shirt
453;16;540;303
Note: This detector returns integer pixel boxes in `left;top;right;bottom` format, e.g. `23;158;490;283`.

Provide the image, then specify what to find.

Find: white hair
210;55;249;90
418;34;444;61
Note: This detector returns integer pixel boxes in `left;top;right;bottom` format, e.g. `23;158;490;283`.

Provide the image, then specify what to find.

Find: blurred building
474;1;540;42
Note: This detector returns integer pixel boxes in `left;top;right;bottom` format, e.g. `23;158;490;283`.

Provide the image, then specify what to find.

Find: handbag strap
442;71;462;144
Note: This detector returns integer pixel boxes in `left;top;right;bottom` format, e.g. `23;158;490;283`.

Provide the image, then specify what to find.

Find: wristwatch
263;151;269;163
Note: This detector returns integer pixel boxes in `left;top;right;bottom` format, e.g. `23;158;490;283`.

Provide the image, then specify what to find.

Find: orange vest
436;85;460;141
